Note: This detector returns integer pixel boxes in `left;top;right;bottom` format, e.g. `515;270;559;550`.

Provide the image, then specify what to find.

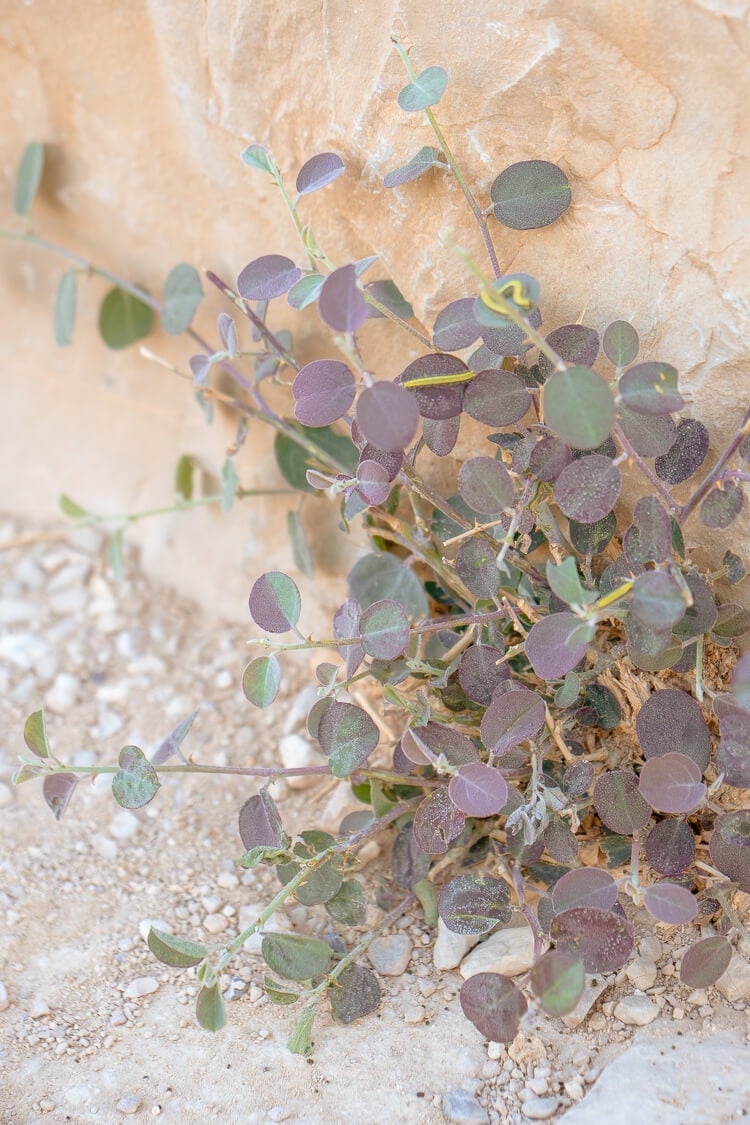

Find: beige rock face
2;2;749;625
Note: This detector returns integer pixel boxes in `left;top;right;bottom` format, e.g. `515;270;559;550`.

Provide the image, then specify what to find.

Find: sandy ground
0;514;748;1125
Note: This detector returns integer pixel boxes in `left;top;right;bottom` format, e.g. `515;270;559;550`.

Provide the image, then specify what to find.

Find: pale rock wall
1;1;749;630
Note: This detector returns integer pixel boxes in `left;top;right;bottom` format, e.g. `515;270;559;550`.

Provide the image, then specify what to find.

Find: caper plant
9;37;750;1054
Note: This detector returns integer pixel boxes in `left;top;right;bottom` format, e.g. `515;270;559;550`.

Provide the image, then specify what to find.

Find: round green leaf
148;927;209;968
397;66;448;112
438;874;511;935
679;936;732;988
329;963;380;1024
54;269;77;346
112;745;161;809
14;141;44;216
490;160;571;230
529;949;585;1016
162;263;204;334
359;599;410;660
242;656;281;708
317;702;379;777
98;287;154;349
261;933;332;981
603;320;639;366
248;571;301;634
543;366;614;450
196;983;226;1032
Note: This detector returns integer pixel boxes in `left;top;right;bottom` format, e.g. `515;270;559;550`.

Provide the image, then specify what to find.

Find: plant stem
215;798;420;972
362;291;434;349
390;38;500;280
679;404;750;524
205;270;300;372
612;423;678;514
0;226;257;396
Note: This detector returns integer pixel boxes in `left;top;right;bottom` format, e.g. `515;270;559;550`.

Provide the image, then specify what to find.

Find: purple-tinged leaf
356;459;391;506
490;160;571;229
293;360;355;428
237;255;301;300
458;645;509;706
112;746;161;810
412;788;465;855
458;457;514;514
383;145;442;188
645;819;695;876
432;298;482;351
537;325;599;381
603;320;639;366
630;571;686;630
392;822;431;888
329;963;380;1024
217;312;237;356
295;152;345;196
617;405;676;458
643;881;698;925
463;370;531;425
551;906;634;972
401;722;480;768
422;415;460;456
700;482;744;529
359;444;403;482
348;552;428;620
619;362;683;415
399;353;469;420
248;571;301;634
593;769;651;834
623;496;673;565
359;599;410;660
460;973;527;1042
333;598;363;678
455;538;499;599
713;603;750;639
627;622;682;672
563;760;594;798
636;689;710;771
242;656;281;709
480;306;542;357
543;815;579;864
397;66;448;112
190;354;212;385
709;810;750;891
480;688;545;757
680;936;732;987
43;773;78;821
551;868;618;914
318;264;369;333
449;763;509;818
717;710;750;788
673;572;717;640
151;708;199;765
525;613;594;680
554;454;621;522
528;437;572;481
24;710;50;758
731;652;750;712
529;950;585;1016
355;382;419;452
238;789;287;851
638;753;706;814
318;702;379;778
438;874;511;935
654;418;710;484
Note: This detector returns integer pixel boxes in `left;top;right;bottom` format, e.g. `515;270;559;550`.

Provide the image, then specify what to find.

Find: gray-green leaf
14;141;44;216
111;745;161;809
54;270;77;346
162;263;204;335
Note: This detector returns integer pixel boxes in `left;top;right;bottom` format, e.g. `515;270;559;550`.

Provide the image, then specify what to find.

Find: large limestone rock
2;2;748;625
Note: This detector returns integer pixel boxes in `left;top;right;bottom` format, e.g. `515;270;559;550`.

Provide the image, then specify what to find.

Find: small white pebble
403;1003;426;1024
672;1007;685;1020
0;981;9;1011
203;913;228;934
526;1078;548;1096
116;1095;143;1115
267;1108;291;1122
123;977;159;999
522;1095;559;1120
